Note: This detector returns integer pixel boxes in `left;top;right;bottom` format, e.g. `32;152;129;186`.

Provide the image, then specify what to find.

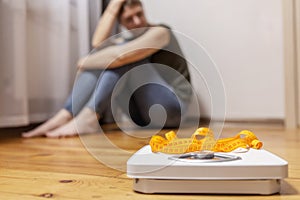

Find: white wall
142;0;285;120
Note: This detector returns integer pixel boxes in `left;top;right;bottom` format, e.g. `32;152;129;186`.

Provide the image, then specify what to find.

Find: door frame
283;0;299;128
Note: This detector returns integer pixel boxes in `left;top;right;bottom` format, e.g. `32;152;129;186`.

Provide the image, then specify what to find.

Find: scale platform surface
127;145;288;195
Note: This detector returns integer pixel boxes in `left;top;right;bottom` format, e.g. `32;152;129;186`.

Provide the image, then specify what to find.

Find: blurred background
0;0;299;129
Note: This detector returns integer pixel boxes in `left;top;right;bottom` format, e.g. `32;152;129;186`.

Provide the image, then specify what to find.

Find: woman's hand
77;57;88;70
76;46;119;70
106;0;126;16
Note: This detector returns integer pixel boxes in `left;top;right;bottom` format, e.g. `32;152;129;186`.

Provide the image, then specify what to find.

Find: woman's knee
138;101;182;128
163;102;182;128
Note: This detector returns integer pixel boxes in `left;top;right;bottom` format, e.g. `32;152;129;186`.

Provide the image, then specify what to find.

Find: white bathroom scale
127;145;288;195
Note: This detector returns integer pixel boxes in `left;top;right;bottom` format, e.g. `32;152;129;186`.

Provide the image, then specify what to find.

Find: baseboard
196;117;284;129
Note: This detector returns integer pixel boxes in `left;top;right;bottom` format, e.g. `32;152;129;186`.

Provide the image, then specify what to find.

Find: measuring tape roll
149;128;263;154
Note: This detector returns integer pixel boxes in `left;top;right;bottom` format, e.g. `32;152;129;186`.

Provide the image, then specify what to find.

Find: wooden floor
0;123;300;200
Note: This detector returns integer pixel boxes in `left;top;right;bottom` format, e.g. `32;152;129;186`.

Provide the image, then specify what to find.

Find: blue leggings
64;59;189;128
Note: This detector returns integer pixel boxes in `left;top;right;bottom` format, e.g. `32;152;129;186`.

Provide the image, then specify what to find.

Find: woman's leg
45;61;145;137
64;69;103;116
118;63;188;128
129;84;183;128
22;70;102;137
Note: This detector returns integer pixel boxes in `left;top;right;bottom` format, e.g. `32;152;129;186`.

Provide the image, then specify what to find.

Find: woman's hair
118;0;142;17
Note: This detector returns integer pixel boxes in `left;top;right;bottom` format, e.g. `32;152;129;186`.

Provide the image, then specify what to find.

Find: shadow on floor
0;123;42;139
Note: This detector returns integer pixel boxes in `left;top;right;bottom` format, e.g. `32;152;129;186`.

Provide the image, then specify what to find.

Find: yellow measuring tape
149;127;263;154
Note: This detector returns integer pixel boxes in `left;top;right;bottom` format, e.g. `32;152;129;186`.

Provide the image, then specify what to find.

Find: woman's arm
91;0;125;48
79;26;170;69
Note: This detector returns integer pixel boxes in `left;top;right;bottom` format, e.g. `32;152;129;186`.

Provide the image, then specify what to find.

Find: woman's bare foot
22;109;73;138
45;108;101;138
